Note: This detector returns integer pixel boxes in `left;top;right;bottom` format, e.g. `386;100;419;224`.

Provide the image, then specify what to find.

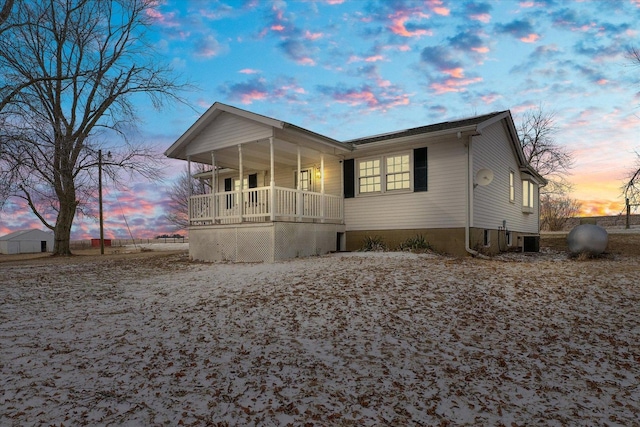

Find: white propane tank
567;224;608;255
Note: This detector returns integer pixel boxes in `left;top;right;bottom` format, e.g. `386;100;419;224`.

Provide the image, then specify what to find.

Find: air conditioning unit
523;235;540;252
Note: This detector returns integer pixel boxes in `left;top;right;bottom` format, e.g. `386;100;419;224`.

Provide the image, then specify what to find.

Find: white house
0;229;54;254
165;103;546;262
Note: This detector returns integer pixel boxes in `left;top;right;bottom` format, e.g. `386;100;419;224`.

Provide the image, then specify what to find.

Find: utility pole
99;149;105;255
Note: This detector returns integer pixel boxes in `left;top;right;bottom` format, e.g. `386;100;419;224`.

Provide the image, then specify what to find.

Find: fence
70;237;188;250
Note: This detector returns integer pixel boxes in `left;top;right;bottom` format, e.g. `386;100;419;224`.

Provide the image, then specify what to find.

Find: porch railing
188;186;343;225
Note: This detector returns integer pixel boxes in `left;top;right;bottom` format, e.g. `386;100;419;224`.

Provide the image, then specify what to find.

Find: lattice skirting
189;222;345;263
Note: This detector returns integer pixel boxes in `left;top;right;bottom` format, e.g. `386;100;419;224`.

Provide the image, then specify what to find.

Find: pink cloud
472;46;490;54
443;67;465;78
194;35;222;58
596;79;608;85
471;13;491;23
145;7;180;28
427;0;450;16
296;57;316;66
365;55;384;62
520;33;540;43
388;12;432;38
339;90;379;107
277;85;306;95
481;93;502;104
197;99;212;109
271;24;285;32
326;0;345;4
239;68;260;74
304;30;324;41
430;77;483;94
240;90;268;104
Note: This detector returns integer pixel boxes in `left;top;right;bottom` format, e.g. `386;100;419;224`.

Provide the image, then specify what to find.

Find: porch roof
164;103;351;170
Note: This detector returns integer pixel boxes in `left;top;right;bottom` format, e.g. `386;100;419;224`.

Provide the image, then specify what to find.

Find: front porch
189;186;343;225
165;103;352;262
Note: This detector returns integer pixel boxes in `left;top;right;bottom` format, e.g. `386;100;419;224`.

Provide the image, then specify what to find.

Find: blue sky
2;0;640;239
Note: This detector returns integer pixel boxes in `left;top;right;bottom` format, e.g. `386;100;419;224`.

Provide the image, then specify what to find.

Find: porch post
238;144;244;223
297;145;302;221
187;156;192;226
269;137;275;221
320;153;325;223
340;157;344;224
211;151;216;223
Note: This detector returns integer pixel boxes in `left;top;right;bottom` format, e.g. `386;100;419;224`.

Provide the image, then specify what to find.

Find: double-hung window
359;159;381;193
344;148;426;198
386;155;411;190
509;171;515;203
522;180;534;213
358;153;411;194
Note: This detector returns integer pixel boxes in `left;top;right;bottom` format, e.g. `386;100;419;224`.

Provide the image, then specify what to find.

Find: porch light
315;167;322;179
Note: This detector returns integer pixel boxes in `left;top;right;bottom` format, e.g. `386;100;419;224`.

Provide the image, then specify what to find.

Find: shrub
398;234;432;252
361;235;388;252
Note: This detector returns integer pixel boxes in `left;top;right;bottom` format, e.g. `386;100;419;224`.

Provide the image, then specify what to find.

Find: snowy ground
1;250;639;426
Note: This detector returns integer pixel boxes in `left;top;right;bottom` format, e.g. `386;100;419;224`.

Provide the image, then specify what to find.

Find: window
357;153;412;194
234;178;248;191
359;159;381;193
509;171;515;202
483;229;491;247
522;180;534;212
386;155;410;190
294;169;312;191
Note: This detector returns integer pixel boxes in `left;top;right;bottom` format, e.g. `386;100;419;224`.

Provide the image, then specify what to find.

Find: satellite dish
475;168;494;187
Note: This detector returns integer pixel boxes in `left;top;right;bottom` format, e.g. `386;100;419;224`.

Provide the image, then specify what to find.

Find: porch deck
189;186;343;226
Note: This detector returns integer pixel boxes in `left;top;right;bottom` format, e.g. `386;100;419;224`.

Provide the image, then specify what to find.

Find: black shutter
414;147;428;192
343;159;355;198
248;173;257;188
224;178;232;209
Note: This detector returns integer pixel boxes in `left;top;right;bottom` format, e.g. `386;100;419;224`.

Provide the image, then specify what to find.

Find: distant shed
0;229;54;254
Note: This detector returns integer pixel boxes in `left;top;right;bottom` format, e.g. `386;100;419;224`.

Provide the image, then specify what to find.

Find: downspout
465;133;489;258
465;134;479;256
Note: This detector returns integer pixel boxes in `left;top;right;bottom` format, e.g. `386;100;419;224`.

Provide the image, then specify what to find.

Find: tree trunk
53;201;76;256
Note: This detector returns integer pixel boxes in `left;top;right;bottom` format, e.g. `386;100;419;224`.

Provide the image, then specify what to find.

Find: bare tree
517;107;574;196
0;0;13;25
622;48;640;209
0;0;187;255
539;193;582;231
517;106;581;226
165;165;211;230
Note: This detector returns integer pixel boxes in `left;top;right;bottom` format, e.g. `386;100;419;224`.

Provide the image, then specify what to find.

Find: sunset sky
2;0;640;239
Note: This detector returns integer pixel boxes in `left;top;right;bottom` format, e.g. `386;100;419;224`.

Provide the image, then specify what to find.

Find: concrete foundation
189;222;345;263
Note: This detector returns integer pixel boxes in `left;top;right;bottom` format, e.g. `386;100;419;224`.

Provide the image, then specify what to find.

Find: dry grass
1;235;639;425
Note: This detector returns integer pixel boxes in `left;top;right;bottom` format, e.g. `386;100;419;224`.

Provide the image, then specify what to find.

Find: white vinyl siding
186;112;272;156
471;121;539;234
345;139;466;230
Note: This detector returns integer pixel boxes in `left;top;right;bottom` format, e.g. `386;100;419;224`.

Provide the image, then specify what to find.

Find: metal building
0;229;54;254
